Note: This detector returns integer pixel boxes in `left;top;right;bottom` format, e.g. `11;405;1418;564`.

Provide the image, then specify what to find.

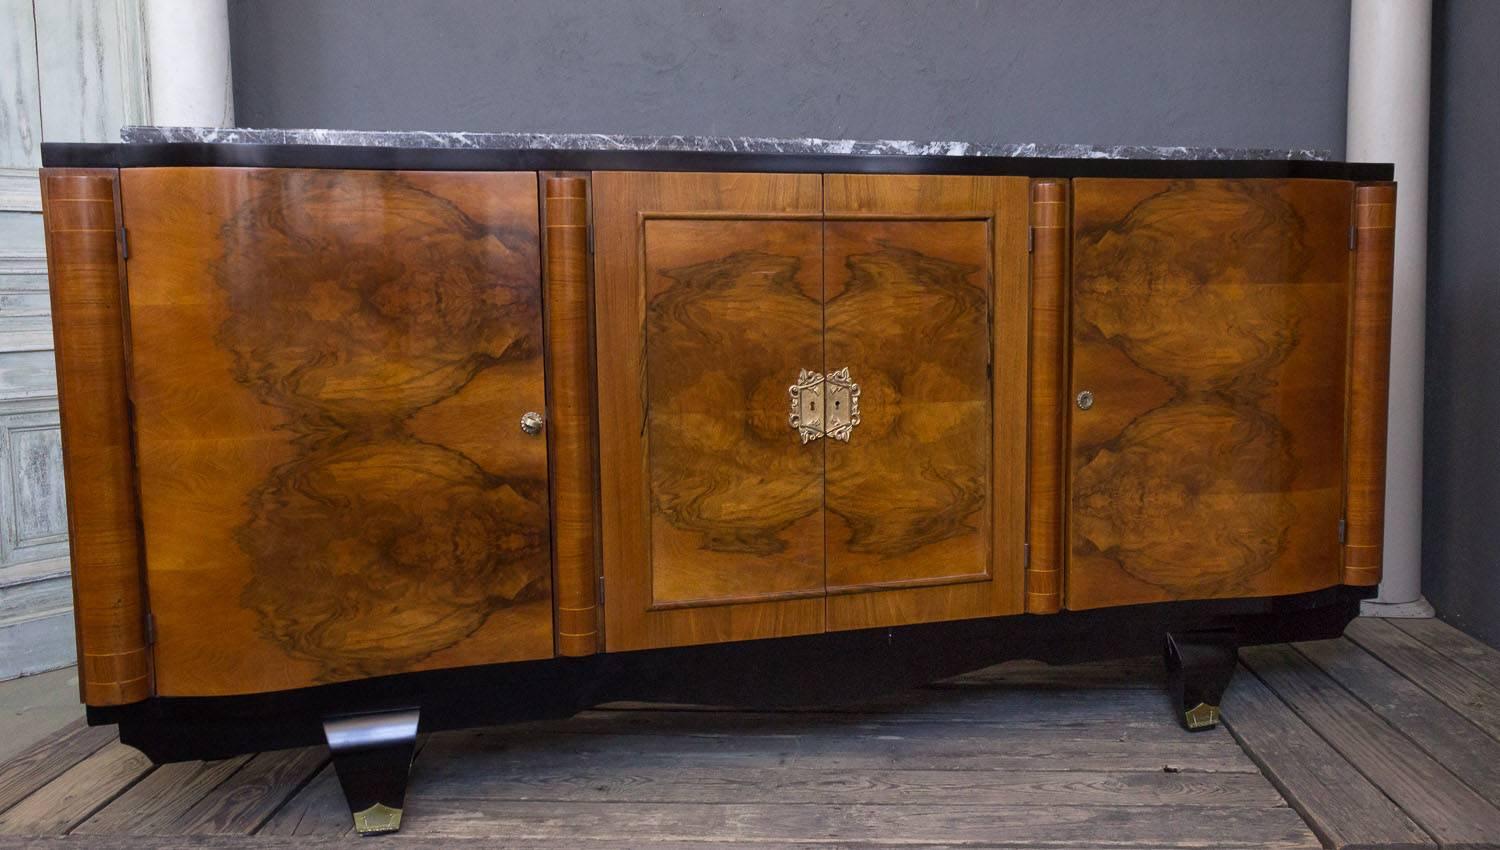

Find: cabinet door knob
520;411;545;435
1076;390;1095;411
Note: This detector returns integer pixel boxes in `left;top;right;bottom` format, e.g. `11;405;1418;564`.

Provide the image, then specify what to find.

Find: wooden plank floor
0;618;1498;848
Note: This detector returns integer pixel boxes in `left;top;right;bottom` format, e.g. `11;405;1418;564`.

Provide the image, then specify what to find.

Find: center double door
595;172;1028;651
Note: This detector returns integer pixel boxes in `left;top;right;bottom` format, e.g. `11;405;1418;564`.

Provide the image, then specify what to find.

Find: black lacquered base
1164;629;1239;731
323;707;420;835
95;586;1370;764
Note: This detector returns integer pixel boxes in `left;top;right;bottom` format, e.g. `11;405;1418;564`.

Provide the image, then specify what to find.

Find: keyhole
834;399;842;411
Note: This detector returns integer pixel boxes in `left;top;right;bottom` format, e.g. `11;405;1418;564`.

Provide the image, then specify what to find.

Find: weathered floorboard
0;741;153;835
1347;617;1500;743
937;656;1164;689
571;695;1182;731
1242;643;1500;847
398;798;1318;847
0;837;1264;850
73;757;251;835
253;762;349;838
418;723;1259;775
1298;636;1500;802
1388;617;1500;689
1222;659;1433;850
0;720;115;816
169;747;326;835
419;763;1285;808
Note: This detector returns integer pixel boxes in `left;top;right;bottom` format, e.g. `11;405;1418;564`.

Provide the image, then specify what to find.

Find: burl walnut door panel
824;220;991;591
120;168;553;695
645;218;825;607
823;175;1029;630
594;171;825;651
1066;178;1353;609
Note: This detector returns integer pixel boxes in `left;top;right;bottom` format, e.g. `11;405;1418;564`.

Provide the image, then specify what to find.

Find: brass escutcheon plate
788;369;826;444
824;367;861;442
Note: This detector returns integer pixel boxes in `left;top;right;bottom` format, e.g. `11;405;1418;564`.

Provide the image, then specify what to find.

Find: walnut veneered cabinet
1066;178;1357;610
595;173;1028;650
39;140;1395;835
119;168;555;695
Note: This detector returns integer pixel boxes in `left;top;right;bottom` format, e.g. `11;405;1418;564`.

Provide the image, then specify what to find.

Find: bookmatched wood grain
823;219;991;595
39;167;151;706
1343;183;1396;586
542;174;600;656
822;174;1028;631
644;217;826;607
593;171;824;651
1027;179;1069;614
1066;179;1352;609
119;168;553;695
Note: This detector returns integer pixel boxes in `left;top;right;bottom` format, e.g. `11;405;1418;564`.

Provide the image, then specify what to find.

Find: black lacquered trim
94;586;1371;763
43;142;1395;182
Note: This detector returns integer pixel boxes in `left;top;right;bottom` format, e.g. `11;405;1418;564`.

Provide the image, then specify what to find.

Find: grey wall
227;0;1349;153
1422;0;1500;648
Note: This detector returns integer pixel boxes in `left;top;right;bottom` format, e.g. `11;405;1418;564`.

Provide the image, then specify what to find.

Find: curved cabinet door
1066;178;1353;609
120;168;552;695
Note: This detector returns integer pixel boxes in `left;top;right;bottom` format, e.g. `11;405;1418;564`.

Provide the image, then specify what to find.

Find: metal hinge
1338;517;1347;544
587;223;595;255
1027;226;1035;254
1349;222;1357;251
1023;542;1031;568
143;611;156;644
596;574;605;604
118;227;129;259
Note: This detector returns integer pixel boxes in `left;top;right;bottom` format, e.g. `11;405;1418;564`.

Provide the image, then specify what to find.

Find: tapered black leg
1164;630;1237;731
323;707;419;835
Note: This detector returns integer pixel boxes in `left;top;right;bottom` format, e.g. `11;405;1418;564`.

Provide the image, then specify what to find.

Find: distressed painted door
120;168;554;695
1066;178;1353;609
594;171;826;651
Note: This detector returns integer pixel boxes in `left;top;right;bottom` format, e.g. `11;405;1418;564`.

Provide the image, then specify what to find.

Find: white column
142;0;234;126
1348;0;1433;617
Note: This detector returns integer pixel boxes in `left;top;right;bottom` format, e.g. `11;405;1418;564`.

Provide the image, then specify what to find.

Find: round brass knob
520;411;545;435
1076;390;1094;411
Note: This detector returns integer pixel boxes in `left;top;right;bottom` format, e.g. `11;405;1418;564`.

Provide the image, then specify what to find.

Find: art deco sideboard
38;129;1396;834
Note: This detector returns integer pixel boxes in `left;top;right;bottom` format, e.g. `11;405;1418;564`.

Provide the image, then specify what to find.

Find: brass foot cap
1184;702;1221;730
352;802;403;835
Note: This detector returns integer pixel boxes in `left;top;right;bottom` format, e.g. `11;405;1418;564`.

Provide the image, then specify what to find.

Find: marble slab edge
121;126;1330;162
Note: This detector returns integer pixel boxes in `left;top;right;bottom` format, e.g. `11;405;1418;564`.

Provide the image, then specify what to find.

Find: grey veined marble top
121;126;1329;161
